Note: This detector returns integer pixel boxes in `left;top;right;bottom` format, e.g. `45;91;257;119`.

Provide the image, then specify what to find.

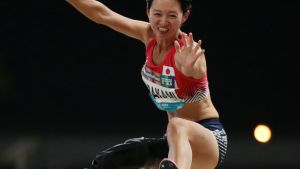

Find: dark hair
146;0;192;14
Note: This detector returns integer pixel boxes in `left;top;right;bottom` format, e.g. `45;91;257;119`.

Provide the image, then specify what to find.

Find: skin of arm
66;0;205;79
66;0;153;44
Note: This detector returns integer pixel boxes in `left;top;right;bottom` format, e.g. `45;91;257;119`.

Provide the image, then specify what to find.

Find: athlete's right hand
174;32;207;79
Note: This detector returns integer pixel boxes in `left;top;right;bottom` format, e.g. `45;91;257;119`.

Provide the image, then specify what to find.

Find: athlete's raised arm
66;0;153;44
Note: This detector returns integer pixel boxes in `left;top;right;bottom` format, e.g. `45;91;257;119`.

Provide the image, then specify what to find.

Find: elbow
91;4;109;25
91;13;105;24
93;12;112;26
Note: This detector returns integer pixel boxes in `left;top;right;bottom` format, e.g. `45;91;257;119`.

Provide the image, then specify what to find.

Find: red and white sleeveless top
141;37;209;111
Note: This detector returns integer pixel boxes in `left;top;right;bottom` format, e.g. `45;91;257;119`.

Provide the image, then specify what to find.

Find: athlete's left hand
174;32;207;79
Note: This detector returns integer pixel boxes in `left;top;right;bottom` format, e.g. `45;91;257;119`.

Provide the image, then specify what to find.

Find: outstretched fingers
175;32;205;61
196;40;204;53
188;32;194;49
182;33;188;47
174;40;181;53
183;32;194;49
196;40;205;55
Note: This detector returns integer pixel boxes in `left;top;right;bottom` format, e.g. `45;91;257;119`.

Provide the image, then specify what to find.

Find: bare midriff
167;95;219;122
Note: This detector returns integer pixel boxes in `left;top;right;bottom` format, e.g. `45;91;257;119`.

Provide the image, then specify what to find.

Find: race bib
141;66;185;111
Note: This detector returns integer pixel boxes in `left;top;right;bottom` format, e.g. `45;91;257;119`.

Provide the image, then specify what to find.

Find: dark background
1;0;299;169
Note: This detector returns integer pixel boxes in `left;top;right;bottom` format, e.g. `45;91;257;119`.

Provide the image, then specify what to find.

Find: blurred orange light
254;124;272;143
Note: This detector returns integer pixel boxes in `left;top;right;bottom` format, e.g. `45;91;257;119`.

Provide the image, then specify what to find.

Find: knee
89;137;151;169
89;151;110;169
167;117;186;137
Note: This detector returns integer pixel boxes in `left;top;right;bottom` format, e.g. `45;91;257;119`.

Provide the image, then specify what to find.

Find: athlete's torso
141;37;219;121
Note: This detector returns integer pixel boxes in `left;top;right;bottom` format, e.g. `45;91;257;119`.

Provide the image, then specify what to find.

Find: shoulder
143;26;155;47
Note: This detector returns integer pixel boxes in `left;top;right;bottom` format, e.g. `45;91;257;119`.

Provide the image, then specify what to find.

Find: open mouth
158;27;168;33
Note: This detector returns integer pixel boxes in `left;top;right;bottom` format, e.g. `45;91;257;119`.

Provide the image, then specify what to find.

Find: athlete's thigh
183;119;219;169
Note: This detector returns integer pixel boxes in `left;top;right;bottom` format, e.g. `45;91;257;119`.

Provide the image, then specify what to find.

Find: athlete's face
147;0;189;40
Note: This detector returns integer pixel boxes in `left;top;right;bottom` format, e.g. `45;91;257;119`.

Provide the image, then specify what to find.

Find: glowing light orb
254;124;272;143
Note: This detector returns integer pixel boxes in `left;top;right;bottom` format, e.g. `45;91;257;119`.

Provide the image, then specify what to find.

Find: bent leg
89;137;168;169
166;117;220;169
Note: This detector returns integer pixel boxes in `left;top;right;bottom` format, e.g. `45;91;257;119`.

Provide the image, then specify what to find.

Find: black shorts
89;118;227;169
